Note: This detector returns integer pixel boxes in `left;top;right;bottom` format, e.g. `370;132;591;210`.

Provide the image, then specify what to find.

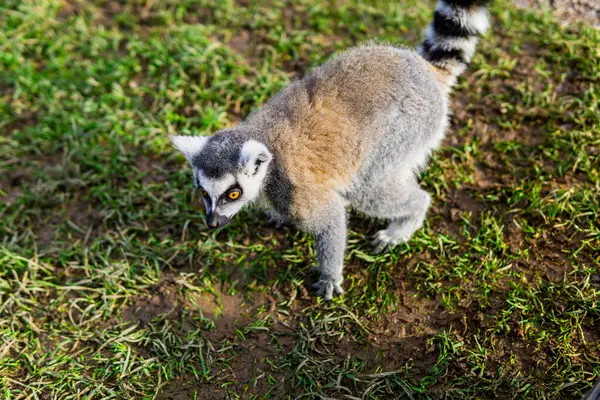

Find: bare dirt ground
513;0;600;26
1;0;599;398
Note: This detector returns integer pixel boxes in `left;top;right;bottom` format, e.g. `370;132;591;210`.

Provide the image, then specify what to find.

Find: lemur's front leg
309;200;347;300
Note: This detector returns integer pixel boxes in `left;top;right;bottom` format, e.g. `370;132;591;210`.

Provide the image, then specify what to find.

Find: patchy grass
1;0;599;398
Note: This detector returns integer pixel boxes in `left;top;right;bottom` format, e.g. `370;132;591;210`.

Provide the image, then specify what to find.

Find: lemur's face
170;135;272;229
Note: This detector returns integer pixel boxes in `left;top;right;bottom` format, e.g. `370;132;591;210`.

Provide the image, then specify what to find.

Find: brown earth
6;1;596;399
513;0;600;26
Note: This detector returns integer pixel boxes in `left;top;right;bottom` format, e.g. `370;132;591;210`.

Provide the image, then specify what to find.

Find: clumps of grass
1;0;599;398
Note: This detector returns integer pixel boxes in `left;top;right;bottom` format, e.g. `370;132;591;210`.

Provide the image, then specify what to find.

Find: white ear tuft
170;135;209;162
240;140;272;175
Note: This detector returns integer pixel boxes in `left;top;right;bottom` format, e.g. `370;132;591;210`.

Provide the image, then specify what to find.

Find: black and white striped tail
419;0;491;82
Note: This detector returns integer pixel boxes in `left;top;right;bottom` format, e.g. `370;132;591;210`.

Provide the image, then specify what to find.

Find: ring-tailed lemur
171;0;491;300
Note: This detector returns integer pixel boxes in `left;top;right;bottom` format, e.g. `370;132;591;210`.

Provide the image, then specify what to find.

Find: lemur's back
244;46;447;217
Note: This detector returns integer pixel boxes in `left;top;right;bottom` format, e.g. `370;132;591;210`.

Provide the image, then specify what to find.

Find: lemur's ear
170;135;209;162
240;140;272;175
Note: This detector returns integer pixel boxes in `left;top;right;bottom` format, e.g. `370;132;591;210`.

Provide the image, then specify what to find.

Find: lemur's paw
312;278;344;301
371;229;410;254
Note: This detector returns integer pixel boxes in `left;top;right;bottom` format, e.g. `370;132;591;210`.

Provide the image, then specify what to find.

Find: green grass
1;0;599;398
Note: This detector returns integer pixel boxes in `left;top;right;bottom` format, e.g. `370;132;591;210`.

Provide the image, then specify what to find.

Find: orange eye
198;188;208;197
228;190;240;200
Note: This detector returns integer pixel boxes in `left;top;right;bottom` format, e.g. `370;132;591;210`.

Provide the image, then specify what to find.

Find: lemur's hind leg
350;173;431;253
371;187;430;253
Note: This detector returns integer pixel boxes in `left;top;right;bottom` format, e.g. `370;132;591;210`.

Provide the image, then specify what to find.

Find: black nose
206;212;231;229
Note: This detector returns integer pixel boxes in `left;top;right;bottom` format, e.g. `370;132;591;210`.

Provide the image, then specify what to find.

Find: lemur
171;0;491;300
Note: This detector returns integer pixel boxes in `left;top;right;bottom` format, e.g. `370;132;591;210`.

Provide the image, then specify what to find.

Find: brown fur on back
244;45;443;221
271;91;363;219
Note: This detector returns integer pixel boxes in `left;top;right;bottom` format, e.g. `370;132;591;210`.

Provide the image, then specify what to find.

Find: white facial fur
237;140;272;199
194;140;273;218
196;170;236;215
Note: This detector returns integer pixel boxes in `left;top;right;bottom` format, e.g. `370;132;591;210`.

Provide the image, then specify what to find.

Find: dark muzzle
206;212;231;230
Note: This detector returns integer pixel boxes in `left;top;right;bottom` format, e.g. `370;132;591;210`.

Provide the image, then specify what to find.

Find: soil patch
512;0;600;26
123;279;180;326
157;332;284;399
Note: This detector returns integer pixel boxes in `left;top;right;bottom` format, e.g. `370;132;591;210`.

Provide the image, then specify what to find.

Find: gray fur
171;0;490;299
312;196;347;299
191;130;246;178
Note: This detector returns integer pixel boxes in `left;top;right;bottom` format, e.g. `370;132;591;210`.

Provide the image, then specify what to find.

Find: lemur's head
170;132;272;229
